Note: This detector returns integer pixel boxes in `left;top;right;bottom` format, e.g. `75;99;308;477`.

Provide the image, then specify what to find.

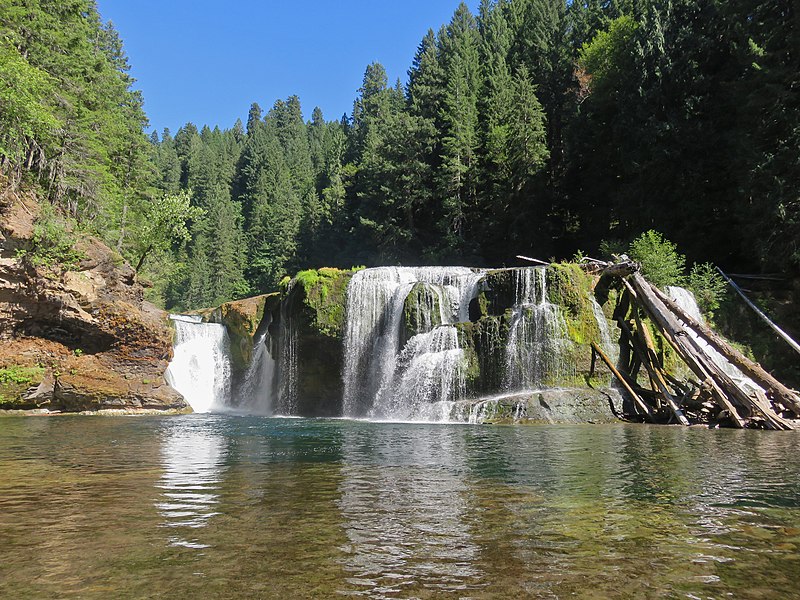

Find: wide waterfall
166;315;276;414
342;267;484;420
165;264;617;422
503;267;574;390
166;316;232;413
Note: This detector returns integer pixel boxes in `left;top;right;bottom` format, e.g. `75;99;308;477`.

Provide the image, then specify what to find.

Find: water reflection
337;424;482;597
2;418;800;599
156;418;227;549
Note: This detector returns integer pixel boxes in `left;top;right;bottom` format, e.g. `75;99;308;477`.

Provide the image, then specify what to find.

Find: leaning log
626;273;748;428
591;341;655;422
617;318;690;425
630;273;796;430
717;267;800;357
653;286;800;417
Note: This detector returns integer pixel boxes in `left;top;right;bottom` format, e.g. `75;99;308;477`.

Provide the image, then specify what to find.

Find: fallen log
617;317;690;425
626;273;747;428
591;341;655;422
632;273;796;430
718;267;800;358
653;286;800;417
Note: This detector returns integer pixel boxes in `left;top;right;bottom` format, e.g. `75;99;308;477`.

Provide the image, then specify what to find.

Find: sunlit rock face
167;263;621;423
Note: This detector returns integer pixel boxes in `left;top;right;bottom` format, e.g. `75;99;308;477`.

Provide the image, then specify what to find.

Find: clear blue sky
99;0;479;134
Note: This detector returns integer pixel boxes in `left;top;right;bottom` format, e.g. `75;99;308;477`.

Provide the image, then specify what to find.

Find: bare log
591;341;655;422
718;267;800;358
617;319;690;425
653;286;800;417
626;273;747;428
630;274;796;429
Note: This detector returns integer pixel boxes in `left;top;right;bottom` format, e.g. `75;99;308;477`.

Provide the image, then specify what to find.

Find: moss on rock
291;267;359;339
0;366;45;409
402;282;444;344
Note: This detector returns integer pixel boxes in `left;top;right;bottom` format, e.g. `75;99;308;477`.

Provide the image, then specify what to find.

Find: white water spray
342;267;484;420
166;316;232;413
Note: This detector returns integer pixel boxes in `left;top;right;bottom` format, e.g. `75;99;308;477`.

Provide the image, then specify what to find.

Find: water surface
1;416;798;598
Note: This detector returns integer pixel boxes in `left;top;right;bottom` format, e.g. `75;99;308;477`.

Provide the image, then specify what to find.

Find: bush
687;262;727;316
628;230;686;288
18;204;85;270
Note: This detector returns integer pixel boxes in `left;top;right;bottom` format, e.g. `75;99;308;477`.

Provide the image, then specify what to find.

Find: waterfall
666;286;763;396
503;268;573;391
230;330;276;416
342;267;484;420
370;325;467;421
166;315;276;415
590;295;618;362
166;316;232;413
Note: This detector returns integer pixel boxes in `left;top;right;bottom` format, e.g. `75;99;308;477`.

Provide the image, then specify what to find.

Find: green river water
1;415;798;599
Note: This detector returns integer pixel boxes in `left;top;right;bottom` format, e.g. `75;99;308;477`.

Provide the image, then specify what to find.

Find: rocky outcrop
277;268;357;416
0;188;188;412
455;388;623;424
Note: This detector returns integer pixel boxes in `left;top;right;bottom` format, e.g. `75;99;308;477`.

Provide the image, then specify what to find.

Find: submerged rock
457;388;623;424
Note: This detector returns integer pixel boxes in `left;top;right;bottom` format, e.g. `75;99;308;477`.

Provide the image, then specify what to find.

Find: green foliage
0;366;44;385
578;15;638;94
134;190;204;271
7;0;795;314
687;262;727;316
0;40;59;166
20;205;85;270
628;231;686;289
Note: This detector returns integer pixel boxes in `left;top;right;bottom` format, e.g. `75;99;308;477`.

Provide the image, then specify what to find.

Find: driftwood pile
589;260;800;430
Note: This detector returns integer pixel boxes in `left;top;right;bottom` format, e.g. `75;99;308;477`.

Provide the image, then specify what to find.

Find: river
1;416;798;598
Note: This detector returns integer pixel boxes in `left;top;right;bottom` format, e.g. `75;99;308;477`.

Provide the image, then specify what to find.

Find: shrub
687;262;727;316
18;204;85;270
628;230;686;288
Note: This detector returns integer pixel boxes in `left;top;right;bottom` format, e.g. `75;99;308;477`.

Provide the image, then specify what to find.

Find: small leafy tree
134;191;204;272
628;230;686;288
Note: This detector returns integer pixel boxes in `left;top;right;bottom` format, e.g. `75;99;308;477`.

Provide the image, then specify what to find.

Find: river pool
1;416;798;598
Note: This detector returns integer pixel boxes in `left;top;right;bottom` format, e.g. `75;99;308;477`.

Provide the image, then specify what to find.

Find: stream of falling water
341;267;484;420
166;316;232;413
503;268;574;391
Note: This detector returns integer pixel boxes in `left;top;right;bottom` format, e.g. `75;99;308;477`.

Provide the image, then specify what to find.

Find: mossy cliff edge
205;264;622;421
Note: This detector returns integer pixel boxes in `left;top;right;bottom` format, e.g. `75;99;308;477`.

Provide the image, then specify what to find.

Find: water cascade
166;315;276;415
666;287;763;396
503;268;574;391
166;264;614;421
230;330;276;416
166;316;232;413
590;295;618;362
342;267;484;420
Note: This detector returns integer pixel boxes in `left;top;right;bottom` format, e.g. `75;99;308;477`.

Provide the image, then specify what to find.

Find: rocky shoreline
0;190;188;413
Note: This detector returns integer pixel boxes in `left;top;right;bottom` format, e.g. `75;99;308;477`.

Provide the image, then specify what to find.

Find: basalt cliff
0;188;187;413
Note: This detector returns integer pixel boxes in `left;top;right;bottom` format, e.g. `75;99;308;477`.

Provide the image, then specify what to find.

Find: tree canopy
2;0;798;310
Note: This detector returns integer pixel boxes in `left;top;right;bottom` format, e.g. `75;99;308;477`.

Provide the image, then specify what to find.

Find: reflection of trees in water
336;424;483;597
156;418;228;549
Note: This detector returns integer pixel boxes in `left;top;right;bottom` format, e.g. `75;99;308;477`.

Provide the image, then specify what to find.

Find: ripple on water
0;417;799;599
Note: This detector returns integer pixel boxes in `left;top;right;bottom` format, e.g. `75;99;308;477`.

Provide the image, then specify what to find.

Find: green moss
402;283;443;342
546;263;602;346
0;366;44;385
0;366;45;408
288;267;362;339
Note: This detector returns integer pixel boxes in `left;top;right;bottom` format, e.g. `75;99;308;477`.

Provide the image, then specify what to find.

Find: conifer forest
1;0;797;310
